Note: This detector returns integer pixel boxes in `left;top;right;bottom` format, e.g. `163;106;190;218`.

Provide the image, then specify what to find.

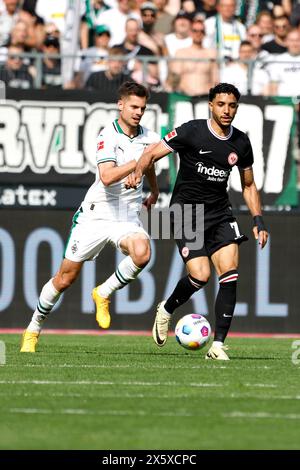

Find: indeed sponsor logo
196;162;229;180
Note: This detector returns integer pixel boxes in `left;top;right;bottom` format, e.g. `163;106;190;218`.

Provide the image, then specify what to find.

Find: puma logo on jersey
199;149;212;154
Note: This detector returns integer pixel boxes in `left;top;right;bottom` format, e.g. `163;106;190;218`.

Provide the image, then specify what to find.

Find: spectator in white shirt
221;40;270;95
95;0;140;46
268;28;300;97
164;9;193;56
0;0;20;46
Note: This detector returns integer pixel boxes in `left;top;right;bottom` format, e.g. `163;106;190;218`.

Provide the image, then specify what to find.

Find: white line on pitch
0;391;300;400
5;364;271;370
8;408;300;419
244;383;277;388
224;411;300;420
0;379;221;387
0;380;279;388
7;408;197;417
0;392;192;399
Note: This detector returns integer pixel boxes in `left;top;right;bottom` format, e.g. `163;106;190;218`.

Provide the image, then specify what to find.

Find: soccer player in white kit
20;82;160;352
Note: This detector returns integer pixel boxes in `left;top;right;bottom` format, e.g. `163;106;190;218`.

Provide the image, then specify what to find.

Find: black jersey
163;119;254;207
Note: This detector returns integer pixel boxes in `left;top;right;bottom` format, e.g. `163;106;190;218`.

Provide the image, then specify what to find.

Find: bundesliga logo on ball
175;314;211;350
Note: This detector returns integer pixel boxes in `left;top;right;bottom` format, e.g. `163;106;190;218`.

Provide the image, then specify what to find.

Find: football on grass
175;314;211;350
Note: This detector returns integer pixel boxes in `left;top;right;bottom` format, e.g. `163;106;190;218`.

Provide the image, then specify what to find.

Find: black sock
164;275;207;314
214;270;238;342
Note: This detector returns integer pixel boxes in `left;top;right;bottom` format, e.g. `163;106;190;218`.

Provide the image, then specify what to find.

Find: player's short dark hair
209;83;241;102
118;81;150;101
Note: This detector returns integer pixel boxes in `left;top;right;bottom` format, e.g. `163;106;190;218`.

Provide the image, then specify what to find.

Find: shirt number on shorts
230;221;242;239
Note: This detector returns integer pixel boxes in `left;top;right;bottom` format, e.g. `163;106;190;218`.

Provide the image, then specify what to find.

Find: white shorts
64;202;149;262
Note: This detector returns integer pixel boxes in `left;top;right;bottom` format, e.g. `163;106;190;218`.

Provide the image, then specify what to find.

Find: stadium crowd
0;0;300;96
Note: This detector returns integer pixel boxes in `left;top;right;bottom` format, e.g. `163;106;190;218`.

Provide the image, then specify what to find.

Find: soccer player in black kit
127;83;269;360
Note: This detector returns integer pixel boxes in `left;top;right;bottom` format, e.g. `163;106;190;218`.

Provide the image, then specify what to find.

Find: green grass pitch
0;334;299;450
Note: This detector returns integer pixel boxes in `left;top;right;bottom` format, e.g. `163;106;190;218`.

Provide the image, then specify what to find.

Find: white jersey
221;63;270;96
267;52;300;97
83;119;160;221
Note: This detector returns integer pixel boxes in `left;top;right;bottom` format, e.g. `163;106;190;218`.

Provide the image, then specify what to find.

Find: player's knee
188;268;210;284
202;273;210;283
131;241;151;267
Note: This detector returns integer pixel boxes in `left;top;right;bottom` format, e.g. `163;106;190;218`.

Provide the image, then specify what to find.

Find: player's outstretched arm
132;141;171;187
143;165;159;210
99;160;137;186
239;167;269;249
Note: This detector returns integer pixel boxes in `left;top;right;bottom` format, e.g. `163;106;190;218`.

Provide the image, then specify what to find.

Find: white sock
27;279;61;333
160;301;171;317
212;341;224;348
98;256;142;298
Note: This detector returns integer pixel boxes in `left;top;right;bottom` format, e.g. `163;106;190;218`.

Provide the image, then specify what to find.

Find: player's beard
130;116;141;127
216;116;232;130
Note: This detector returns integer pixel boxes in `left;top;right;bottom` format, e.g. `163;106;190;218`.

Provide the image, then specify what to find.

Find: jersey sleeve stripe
239;166;252;171
162;139;174;152
97;157;117;164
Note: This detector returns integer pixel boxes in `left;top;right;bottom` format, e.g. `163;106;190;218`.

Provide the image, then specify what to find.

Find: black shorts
170;203;248;262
